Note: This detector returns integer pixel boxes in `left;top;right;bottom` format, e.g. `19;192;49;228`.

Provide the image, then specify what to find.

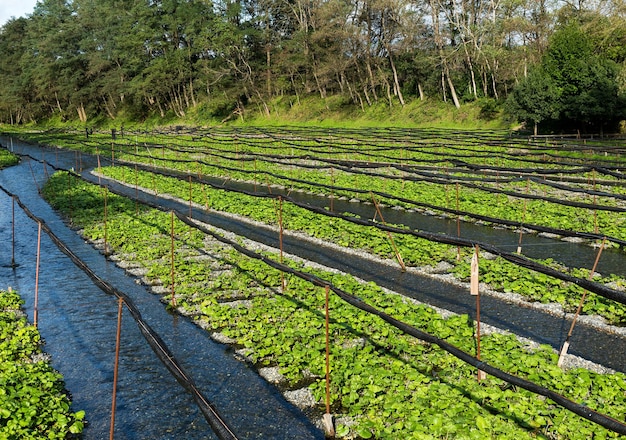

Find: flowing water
1;136;625;440
0;144;324;439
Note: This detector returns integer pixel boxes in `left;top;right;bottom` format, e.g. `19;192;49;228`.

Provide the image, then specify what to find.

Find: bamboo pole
557;237;607;368
109;297;124;440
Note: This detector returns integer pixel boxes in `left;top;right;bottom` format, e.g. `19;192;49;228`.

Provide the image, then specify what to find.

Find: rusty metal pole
109;297;124;440
558;237;606;367
370;193;406;271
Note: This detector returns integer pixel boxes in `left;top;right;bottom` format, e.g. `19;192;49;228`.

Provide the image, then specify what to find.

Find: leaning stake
110;297;124;440
371;193;406;271
558;237;607;368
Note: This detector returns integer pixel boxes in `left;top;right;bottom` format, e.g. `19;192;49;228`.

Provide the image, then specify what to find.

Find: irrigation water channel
1;136;625;437
0;138;325;439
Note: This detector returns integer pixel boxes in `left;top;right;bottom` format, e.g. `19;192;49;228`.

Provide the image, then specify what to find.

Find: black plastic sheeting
115;184;626;435
104;147;626;248
175;209;626;436
106;158;626;307
4;135;626;436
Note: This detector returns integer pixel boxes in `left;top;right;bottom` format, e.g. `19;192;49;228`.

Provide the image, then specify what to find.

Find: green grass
0;95;513;131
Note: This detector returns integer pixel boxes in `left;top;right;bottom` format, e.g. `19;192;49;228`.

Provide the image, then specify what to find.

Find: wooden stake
109;297;124;440
471;245;486;380
322;285;335;437
34;222;42;328
557;237;606;368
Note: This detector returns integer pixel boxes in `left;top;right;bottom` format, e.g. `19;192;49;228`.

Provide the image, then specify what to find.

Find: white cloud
0;0;38;27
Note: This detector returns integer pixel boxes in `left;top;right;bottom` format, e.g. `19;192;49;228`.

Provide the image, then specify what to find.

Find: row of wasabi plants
0;289;85;438
97;165;626;326
10;127;626;242
41;170;626;439
0;148;18;168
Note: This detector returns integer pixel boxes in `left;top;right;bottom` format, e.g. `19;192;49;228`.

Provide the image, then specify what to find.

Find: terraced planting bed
5;127;626;438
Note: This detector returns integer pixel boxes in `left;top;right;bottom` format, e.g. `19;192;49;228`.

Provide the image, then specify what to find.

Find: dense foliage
506;21;626;134
0;147;18;168
1;0;626;131
0;289;85;438
41;171;626;439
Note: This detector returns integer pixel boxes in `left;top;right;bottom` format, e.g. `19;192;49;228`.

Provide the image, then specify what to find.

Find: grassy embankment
3;96;513;131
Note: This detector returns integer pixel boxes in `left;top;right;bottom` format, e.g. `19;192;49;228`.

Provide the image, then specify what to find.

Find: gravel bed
93;173;626;377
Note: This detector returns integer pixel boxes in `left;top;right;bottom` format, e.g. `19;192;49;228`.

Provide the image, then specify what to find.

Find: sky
0;0;38;27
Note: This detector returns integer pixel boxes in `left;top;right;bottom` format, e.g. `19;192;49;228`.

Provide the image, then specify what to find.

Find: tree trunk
387;48;405;106
445;66;461;108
